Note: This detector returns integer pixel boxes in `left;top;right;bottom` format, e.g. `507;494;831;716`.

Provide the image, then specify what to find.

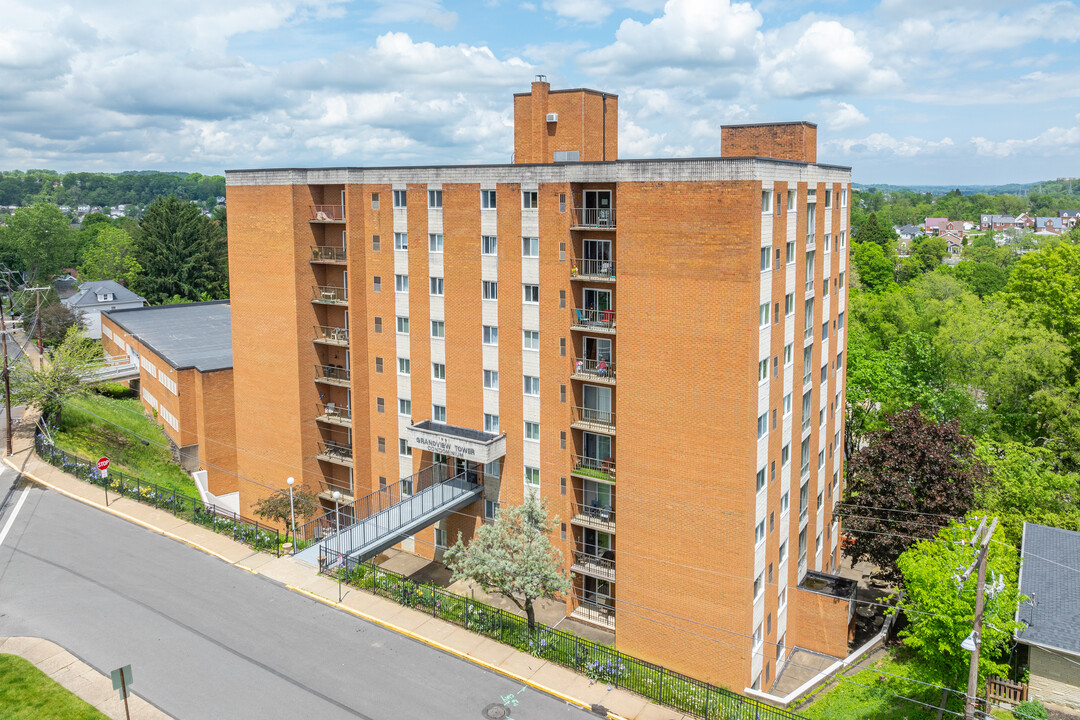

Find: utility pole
0;294;11;456
962;516;999;720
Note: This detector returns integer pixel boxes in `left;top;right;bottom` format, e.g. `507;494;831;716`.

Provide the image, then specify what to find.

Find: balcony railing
571;258;616;281
572;550;616;582
315;364;350;386
571;207;616;229
316;403;351;426
570;308;616;333
317;440;353;466
571;406;615;432
314;325;349;346
313;285;348;305
571;590;615;630
570;499;615;533
571;454;615;482
311;245;347;263
310;205;345;222
571;357;615;384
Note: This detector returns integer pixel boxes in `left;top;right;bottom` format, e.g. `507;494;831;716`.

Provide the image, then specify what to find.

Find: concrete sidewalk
2;439;692;720
0;636;172;720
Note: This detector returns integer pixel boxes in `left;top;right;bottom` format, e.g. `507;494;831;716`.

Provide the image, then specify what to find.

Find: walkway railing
320;552;807;720
34;434;283;556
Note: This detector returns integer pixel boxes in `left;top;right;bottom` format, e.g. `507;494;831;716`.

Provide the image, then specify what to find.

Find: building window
482;281;498;300
784;342;793;366
433;404;446;423
781;491;789;514
761;190;771;213
430;277;444;296
522;236;539;257
824;189;832;208
525;466;540;487
824;233;831;253
761;246;771;271
482;235;497;255
757;413;768;439
395;274;408;292
788;190;795;211
485;500;498;520
782;442;790;466
523;284;539;303
485;414;499;433
392;189;406;208
754;570;764;598
434;526;447;549
483;325;498;345
758;359;769;382
378;437;386;452
841;188;848;207
377;397;385;413
484;370;499;389
756;467;766;492
786;241;795;264
522;191;538;209
523;376;540;396
375;317;383;333
525;421;540;441
431;320;444;338
759;302;770;328
482;190;497;209
816;531;823;554
372;276;381;292
371;193;379;209
397;357;410;375
559;193;566;212
396;316;409;333
818;490;824;511
819;448;826;469
432;363;446;380
398;398;411;416
375;357;383;373
783;393;792;417
372;235;381;251
839;231;847;249
428;189;442;208
523;330;539;350
399;438;412;456
394;232;408;251
429;233;443;252
753;623;763;649
785;293;794;316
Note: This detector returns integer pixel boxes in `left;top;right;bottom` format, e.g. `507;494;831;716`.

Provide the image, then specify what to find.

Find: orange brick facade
225;84;851;692
722;122;818;164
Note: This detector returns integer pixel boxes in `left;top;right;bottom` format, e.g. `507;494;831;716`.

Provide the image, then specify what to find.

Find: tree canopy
78;226;142;286
0;203;76;278
135;195;228;303
12;325;103;425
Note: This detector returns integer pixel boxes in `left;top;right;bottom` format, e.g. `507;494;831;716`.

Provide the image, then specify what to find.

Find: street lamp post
286;476;296;548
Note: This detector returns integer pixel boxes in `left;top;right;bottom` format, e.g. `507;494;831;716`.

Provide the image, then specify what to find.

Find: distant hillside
0;170;225;209
854;178;1079;197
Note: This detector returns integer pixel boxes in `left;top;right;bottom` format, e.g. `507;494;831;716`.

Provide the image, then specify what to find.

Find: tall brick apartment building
226;80;852;692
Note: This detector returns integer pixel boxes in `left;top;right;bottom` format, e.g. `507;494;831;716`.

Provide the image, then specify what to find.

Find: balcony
316;403;351;427
572;549;616;583
314;325;349;346
317;440;353;467
571;454;615;483
571;591;615;630
310;205;345;222
570;207;616;230
571;499;615;534
571;406;615;434
571;357;616;385
315;364;350;387
313;285;348;305
570;308;616;334
310;246;347;263
570;258;616;282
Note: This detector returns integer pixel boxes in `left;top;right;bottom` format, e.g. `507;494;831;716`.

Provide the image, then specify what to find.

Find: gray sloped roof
1016;522;1080;655
103;300;232;372
65;280;146;308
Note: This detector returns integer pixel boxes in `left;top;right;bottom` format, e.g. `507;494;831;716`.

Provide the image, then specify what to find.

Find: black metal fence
322;550;807;720
35;434;284;556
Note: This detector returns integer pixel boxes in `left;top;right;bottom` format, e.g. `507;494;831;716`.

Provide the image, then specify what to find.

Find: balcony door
583;288;612;312
582;431;611;462
583;478;611;510
583;337;612;363
583;190;612;226
583;385;611;425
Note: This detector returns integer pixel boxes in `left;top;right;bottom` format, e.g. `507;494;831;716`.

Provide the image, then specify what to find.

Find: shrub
1014;699;1048;720
93;382;136;399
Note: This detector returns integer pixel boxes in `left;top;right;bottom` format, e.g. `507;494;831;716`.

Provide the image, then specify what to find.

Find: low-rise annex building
101;301;238;507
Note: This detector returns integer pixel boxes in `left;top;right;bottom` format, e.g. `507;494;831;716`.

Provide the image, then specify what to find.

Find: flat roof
513;87;618;98
103;301;232;372
723;120;818;129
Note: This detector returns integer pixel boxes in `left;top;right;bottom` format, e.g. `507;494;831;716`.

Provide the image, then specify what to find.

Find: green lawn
52;393;197;496
0;653;108;720
801;649;964;720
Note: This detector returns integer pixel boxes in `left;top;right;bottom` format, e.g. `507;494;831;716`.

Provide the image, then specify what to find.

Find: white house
62;280;146;339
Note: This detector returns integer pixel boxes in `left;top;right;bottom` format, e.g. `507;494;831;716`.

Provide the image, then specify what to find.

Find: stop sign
97;457;110;471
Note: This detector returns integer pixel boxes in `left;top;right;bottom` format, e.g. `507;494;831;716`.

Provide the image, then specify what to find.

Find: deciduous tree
444;494;570;631
0;203;75;277
12;325;102;425
840;406;986;584
253;483;319;540
79;226;142;286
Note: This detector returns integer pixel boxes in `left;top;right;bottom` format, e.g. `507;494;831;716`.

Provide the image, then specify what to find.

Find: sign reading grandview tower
405;420;506;465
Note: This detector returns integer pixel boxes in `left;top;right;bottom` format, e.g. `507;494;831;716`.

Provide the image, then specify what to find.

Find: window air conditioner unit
546;113;558;122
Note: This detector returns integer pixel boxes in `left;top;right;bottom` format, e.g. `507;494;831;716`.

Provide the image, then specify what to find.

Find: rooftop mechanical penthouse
226;79;852;693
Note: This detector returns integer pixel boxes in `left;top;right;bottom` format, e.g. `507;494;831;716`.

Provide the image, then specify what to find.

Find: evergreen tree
135;195;228;304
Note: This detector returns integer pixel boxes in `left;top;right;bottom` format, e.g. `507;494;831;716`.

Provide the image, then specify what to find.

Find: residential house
895;224;923;257
1014;213;1034;229
1036;217;1066;235
63;280;146;339
981;214;1016;230
924;217;949;235
52;273;80;300
1058;210;1080;228
1016;523;1080;710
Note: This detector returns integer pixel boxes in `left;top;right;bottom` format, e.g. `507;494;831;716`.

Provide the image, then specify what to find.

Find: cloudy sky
2;0;1078;184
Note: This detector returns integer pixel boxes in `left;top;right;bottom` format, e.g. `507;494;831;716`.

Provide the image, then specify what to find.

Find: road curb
4;452;631;720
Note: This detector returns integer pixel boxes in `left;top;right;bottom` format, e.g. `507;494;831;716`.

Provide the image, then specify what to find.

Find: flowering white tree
444;493;570;631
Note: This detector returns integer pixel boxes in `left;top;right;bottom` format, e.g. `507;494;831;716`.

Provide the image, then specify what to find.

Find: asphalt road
0;466;597;720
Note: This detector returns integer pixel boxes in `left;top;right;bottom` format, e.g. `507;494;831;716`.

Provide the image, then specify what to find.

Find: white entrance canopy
405;420;507;465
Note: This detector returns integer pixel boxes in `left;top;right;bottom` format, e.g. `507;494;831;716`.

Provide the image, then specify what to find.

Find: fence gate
986;676;1027;706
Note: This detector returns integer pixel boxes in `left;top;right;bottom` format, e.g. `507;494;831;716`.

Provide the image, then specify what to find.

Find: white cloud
973;115;1080;158
367;0;458;30
817;99;868;131
824;132;955;158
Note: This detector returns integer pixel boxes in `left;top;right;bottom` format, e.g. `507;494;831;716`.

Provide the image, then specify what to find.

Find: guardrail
571;357;615;382
311;245;347;262
571;406;615;430
310;205;344;221
571;258;616;279
570;308;616;331
34;434;283;556
571;207;616;229
315;364;350;385
314;325;349;345
313;285;348;304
